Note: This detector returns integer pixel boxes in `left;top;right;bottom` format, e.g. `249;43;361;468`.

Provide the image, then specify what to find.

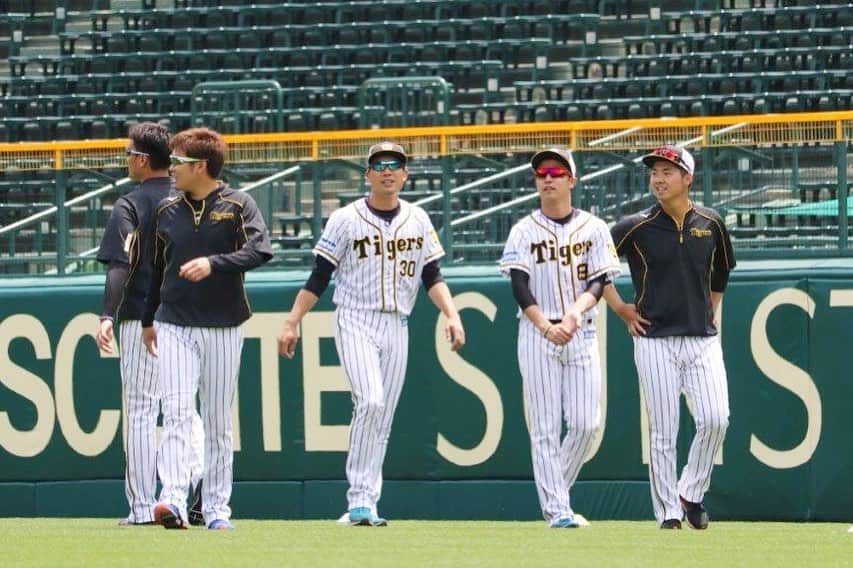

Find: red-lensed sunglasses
534;166;570;178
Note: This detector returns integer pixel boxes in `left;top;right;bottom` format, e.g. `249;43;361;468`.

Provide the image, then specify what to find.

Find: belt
549;318;594;325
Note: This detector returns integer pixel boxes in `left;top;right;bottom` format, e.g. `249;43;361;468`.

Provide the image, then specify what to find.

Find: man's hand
616;303;650;337
444;315;466;352
96;319;115;354
179;257;212;282
278;320;300;359
142;326;158;357
561;310;583;337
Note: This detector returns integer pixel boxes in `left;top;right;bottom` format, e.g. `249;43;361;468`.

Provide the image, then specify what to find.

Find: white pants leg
156;323;201;521
188;412;205;492
677;336;729;503
119;320;159;523
519;320;599;524
336;309;408;512
197;326;243;524
561;329;601;500
634;336;683;523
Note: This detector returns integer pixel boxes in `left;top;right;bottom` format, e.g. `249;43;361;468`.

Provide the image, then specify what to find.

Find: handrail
239;165;300;194
413;164;530;208
0;176;132;236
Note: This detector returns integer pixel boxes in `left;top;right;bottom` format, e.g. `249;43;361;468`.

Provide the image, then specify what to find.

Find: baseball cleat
550;517;580;528
348;507;388;527
660;518;683;529
848;526;853;533
154;503;187;530
188;480;204;526
680;496;709;529
207;519;235;530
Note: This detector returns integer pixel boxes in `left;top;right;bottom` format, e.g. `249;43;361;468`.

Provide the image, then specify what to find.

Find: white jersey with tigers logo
314;198;444;315
312;196;444;515
499;208;620;319
499;208;620;526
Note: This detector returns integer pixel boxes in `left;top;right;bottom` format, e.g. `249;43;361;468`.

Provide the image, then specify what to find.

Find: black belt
550;318;594;325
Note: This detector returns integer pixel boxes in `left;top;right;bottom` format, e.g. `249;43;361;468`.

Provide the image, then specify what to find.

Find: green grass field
1;520;851;567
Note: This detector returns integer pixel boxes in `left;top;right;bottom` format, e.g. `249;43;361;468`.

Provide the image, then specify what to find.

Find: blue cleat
207;519;235;530
550;517;580;528
348;507;388;527
154;503;187;530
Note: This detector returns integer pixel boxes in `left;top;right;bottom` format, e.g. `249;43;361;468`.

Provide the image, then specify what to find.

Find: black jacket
143;185;273;327
611;203;736;337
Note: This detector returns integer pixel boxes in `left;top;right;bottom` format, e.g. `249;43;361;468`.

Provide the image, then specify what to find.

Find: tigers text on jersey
313;198;444;316
500;208;621;320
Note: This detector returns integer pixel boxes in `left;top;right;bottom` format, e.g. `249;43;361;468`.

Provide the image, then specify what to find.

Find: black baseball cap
367;142;408;166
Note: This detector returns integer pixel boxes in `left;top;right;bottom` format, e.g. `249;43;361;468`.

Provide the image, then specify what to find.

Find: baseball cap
531;148;577;176
367;141;407;166
642;145;695;175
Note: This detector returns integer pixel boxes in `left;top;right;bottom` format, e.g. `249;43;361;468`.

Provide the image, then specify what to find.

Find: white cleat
574;513;590;527
848;526;853;533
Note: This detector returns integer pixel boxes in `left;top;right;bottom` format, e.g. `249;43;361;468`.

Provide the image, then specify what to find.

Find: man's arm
603;283;650;337
97;260;131;353
427;281;465;351
186;195;274;281
278;289;321;359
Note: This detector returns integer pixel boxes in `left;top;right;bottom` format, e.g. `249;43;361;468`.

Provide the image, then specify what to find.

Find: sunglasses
125;149;150;157
534;166;571;178
369;160;403;172
169;154;206;166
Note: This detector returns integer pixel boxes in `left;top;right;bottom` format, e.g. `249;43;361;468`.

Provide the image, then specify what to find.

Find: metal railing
1;112;852;273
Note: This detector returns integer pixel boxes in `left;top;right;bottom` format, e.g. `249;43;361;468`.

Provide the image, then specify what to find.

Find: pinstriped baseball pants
634;335;729;524
334;308;408;513
156;322;243;524
518;319;601;524
118;320;204;524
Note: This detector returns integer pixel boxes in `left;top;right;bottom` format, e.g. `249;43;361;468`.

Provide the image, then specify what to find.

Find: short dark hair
128;122;171;170
170;127;227;179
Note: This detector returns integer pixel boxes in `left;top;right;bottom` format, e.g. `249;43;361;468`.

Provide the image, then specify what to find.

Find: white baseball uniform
500;208;620;525
313;197;444;513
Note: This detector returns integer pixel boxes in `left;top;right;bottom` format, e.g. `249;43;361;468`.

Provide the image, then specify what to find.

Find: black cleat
188;480;205;526
660;518;682;529
680;496;709;530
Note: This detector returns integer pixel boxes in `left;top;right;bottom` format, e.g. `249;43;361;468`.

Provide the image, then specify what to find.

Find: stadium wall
0;260;851;521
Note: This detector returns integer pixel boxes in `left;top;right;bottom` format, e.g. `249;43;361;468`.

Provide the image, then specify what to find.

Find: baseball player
142;127;273;530
499;148;620;528
95;122;205;526
278;142;465;527
603;145;735;529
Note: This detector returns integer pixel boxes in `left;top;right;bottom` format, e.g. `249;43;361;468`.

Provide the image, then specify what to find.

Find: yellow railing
1;111;852;172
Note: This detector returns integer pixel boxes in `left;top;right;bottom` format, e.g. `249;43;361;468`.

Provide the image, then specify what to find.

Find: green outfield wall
0;260;852;521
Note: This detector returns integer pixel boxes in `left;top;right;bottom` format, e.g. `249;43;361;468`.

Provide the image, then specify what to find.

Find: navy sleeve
585;273;609;301
510;268;537;310
101;260;130;319
208;194;274;272
142;221;165;327
96;197;136;265
711;215;736;292
304;255;335;297
420;259;444;291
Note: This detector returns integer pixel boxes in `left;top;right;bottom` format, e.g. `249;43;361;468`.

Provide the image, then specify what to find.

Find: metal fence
0;111;851;274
